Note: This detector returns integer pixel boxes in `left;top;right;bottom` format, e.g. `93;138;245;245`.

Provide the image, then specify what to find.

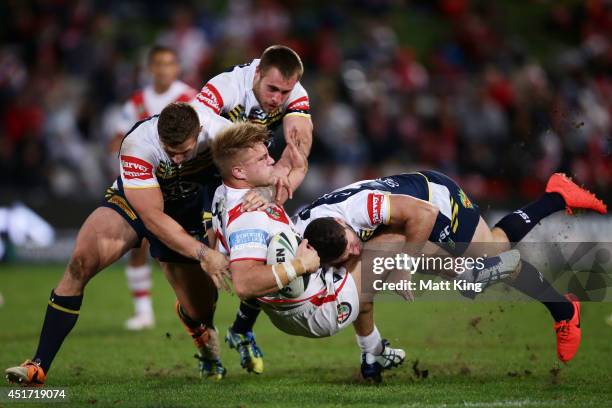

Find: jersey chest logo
248;107;283;127
265;206;289;224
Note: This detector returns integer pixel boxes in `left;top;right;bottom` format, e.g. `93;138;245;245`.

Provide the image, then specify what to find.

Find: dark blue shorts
101;177;221;264
418;171;480;256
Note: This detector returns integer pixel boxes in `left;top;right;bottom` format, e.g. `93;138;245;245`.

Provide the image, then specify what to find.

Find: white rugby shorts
261;268;359;338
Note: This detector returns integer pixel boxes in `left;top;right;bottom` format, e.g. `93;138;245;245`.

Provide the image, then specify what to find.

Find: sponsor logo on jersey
196;83;223;114
458;189;473;209
120;155;154;180
337;302;352;324
287;96;310;112
367;193;385;225
228;229;269;250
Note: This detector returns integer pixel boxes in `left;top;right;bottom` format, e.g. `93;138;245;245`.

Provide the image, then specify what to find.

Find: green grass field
1;264;611;407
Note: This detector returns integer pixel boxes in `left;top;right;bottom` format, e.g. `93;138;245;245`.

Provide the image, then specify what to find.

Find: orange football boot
545;173;607;215
5;360;46;387
554;293;581;363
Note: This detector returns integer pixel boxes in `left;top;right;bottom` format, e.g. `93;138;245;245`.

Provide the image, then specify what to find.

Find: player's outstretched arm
386;195;439;242
283;114;312;157
125;186;230;289
231;240;319;300
270;129;308;205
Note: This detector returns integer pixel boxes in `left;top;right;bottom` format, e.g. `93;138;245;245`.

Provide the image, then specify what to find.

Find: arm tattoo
196;244;209;261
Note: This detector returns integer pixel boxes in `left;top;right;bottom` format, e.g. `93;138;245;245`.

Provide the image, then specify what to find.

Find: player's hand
242;187;274;212
296;239;320;273
274;175;293;202
285;127;308;171
199;247;231;291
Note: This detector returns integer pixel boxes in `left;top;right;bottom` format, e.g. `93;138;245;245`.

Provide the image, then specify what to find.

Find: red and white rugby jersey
115;114;227;193
211;183;326;303
192;59;310;130
293;180;392;241
115;81;198;136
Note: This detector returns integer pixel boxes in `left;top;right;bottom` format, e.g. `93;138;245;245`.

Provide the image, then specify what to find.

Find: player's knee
358;301;373;315
67;250;99;284
490;227;511;248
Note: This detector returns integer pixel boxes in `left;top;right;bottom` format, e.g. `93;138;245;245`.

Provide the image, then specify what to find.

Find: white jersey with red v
211;184;328;306
116;81;197;136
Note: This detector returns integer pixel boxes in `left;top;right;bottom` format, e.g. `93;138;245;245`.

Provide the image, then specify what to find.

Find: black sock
177;304;204;331
231;299;261;335
495;193;565;243
510;261;573;322
33;290;83;373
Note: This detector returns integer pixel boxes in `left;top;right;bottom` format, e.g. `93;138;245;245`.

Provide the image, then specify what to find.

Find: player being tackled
209;122;405;382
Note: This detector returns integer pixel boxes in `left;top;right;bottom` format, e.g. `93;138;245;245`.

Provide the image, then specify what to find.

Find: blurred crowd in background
1;0;611;217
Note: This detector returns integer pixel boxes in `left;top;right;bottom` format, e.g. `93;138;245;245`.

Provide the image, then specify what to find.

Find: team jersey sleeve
345;190;391;230
194;70;240;116
284;82;310;117
226;212;270;263
118;128;160;189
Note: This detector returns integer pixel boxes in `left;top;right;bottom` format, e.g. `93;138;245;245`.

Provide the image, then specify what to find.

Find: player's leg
471;217;580;362
223;218;263;375
350;258;405;382
225;298;264;374
124;241;155;330
160;261;226;380
492;173;606;245
5;207;139;385
438;168;585;362
471;217;572;317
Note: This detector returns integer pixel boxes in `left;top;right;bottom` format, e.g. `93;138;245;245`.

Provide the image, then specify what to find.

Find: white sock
125;265;153;316
356;326;383;355
134;296;153;317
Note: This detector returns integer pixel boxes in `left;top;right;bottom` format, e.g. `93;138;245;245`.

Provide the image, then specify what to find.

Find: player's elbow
233;278;255;300
421;204;439;222
411;205;438;233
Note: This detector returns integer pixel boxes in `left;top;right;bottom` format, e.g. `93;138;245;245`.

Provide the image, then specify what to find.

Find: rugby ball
266;231;310;298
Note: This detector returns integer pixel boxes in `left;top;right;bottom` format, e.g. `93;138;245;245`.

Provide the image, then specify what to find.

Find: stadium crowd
1;0;611;208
